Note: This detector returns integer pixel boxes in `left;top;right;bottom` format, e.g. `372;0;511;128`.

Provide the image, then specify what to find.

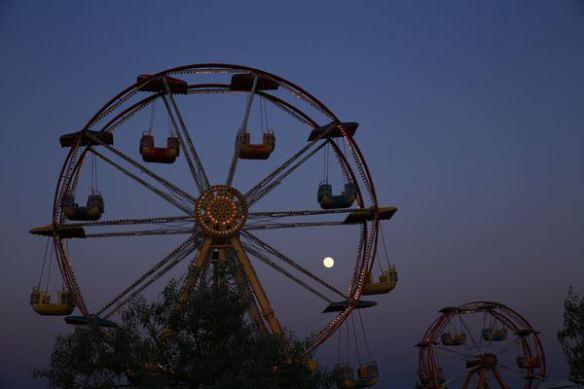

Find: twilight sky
1;1;583;387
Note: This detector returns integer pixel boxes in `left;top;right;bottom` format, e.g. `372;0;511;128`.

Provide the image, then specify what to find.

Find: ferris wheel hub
481;353;498;369
195;185;248;238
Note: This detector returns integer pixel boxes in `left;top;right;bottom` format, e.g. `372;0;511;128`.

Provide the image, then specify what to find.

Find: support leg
463;367;478;389
477;368;488;389
492;368;510;389
229;251;267;334
230;237;282;335
174;237;212;316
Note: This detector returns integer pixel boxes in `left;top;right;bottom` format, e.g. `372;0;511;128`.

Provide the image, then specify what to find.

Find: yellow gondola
30;286;75;316
362;266;398;295
332;362;379;388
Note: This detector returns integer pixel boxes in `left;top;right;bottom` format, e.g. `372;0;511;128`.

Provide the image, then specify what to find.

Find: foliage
35;280;332;388
558;287;584;384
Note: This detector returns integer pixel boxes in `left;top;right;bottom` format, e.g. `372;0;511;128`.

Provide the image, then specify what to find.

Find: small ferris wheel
416;301;546;389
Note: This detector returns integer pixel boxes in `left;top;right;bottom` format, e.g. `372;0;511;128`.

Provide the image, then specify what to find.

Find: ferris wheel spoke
85;227;195;238
248;208;360;219
99;235;199;318
226;74;259;187
241;241;333;303
85;133;196;206
241;230;347;299
244;220;348;231
247;206;397;229
63;215;194;228
245;140;327;207
435;345;475;361
90;148;193;214
443;370;471;386
161;83;210;193
457;313;485;357
492;337;522;357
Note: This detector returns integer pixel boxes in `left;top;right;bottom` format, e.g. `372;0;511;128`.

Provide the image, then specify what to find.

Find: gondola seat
61;193;104;221
238;132;275;160
30;287;74;316
139;134;180;164
317;182;356;209
332;362;378;389
482;327;508;342
362;266;398;295
441;332;467;346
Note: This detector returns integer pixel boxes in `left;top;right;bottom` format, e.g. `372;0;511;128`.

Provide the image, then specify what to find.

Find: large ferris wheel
30;64;399;387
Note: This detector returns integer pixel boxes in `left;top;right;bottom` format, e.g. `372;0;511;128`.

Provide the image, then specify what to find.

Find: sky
1;1;583;387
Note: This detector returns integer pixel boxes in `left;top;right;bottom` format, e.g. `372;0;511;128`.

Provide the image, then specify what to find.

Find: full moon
323;256;335;269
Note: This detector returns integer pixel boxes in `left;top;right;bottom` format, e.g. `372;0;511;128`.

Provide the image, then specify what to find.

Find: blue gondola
61;193;104;221
482;327;508;341
317;182;356;209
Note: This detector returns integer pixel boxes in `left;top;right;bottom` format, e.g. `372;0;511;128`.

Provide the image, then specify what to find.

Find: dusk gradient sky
1;1;583;387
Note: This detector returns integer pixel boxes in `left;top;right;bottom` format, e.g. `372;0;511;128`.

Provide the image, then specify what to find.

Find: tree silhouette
558;287;584;384
35;279;331;388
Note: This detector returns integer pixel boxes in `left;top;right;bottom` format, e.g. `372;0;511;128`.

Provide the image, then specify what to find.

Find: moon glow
323;256;335;269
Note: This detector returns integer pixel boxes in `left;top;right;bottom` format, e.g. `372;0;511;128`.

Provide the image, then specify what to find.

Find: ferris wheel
29;64;399;386
416;301;546;389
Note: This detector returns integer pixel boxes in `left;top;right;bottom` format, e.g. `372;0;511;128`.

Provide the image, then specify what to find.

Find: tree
558;287;584;384
35;280;332;388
